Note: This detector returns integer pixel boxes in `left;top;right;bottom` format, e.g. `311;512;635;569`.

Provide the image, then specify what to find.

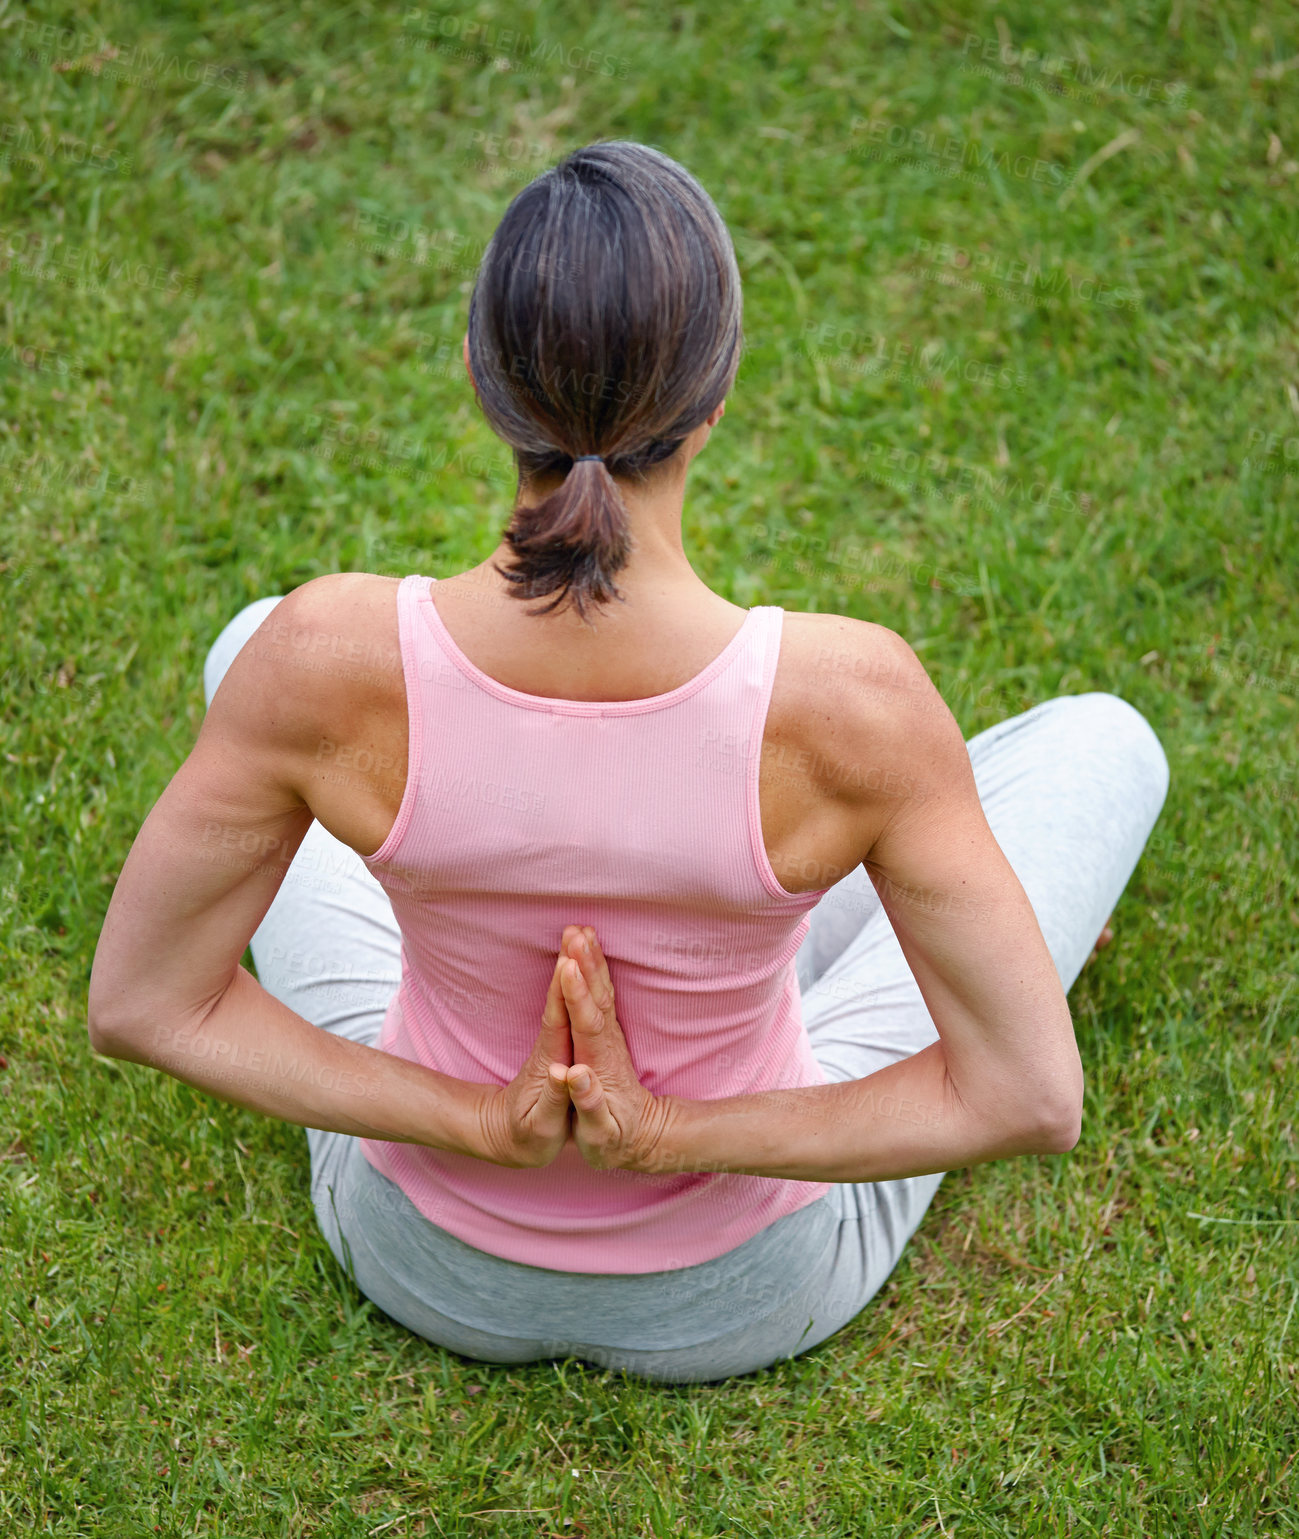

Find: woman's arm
559;625;1084;1183
651;1037;1074;1183
659;627;1082;1179
87;579;571;1167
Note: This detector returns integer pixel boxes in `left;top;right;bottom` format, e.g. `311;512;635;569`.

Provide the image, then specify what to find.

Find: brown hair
465;140;743;623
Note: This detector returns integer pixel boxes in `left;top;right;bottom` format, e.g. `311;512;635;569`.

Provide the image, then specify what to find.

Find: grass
1;0;1297;1533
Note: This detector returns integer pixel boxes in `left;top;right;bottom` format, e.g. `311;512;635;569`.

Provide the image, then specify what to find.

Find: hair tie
574;454;603;463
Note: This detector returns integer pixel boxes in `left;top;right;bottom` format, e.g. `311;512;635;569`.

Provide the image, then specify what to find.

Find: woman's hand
472;955;576;1169
556;925;680;1174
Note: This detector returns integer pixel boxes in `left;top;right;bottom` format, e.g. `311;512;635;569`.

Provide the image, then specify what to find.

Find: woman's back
234;558;920;1271
314;570;860;1271
281;566;905;905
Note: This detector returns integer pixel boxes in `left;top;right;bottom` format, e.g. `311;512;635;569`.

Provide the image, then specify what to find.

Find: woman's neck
462;461;730;633
447;544;737;637
430;472;747;700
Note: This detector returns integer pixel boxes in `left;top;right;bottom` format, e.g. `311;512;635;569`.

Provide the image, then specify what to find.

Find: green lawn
2;0;1297;1533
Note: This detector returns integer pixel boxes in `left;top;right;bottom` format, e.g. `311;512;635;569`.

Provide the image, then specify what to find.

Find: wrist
640;1088;811;1179
411;1069;495;1160
462;1080;511;1163
639;1094;718;1177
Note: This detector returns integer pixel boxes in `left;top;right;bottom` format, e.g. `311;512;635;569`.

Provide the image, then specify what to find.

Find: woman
88;141;1169;1383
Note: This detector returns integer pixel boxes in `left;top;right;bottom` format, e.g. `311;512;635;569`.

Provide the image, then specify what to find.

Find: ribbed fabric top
358;574;834;1274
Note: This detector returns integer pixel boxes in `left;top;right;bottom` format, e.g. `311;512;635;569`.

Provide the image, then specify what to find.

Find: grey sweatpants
204;596;1170;1383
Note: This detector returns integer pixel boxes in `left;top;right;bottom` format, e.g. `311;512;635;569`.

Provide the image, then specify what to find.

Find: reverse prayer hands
554;924;680;1175
473;925;679;1173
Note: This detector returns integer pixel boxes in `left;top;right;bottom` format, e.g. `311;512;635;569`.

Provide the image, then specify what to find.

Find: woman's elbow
983;1065;1084;1156
1036;1107;1083;1154
1026;1087;1084;1154
87;1011;133;1059
86;977;143;1059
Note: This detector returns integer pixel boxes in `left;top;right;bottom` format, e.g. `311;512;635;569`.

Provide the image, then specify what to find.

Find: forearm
92;963;490;1156
653;1039;1068;1182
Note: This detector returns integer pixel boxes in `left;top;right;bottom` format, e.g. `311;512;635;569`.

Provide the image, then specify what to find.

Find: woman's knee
1052;692;1171;811
203;595;286;707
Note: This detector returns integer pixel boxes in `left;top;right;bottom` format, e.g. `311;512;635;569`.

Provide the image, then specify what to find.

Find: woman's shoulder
277;570;403;622
776;608;932;704
213;573;413;853
768;610;951;799
235;571;407;731
264;572;405;661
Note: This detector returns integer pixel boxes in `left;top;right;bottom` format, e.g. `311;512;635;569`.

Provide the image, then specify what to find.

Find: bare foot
1085;915;1115;967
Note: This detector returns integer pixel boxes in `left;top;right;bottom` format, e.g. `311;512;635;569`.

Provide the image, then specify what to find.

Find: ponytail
495;456;632;622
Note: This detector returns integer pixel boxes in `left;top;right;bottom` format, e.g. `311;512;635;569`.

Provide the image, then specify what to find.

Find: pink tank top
358;574;834;1274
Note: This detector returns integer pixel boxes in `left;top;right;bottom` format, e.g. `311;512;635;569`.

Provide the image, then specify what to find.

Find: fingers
505;1058;571;1164
534;955;573;1066
564;1060;620;1144
565;925;615;1012
545;952;571;1017
542;1060;573;1112
535;1060;573;1124
560;956;607;1040
558;927;630;1084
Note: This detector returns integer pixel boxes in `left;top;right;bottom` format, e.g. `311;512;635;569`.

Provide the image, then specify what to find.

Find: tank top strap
752;603;785;705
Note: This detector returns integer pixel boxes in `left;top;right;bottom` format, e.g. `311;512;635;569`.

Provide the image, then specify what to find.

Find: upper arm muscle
87;581;346;1047
842;629;1082;1131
